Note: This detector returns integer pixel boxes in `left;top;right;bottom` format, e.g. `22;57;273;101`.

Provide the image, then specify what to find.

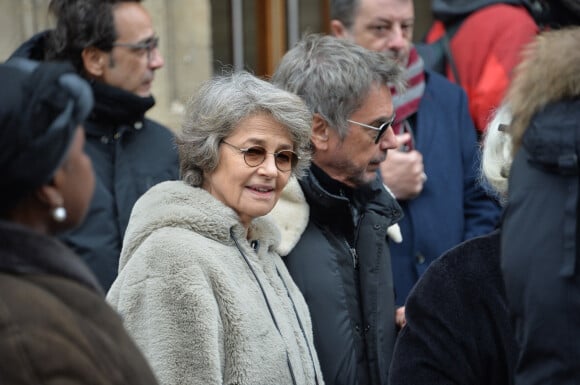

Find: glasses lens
274;151;297;172
145;37;159;62
375;120;393;144
149;37;159;50
244;146;267;166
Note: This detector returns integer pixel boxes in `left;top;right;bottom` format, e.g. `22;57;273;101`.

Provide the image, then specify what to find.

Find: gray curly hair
271;34;404;139
177;71;313;187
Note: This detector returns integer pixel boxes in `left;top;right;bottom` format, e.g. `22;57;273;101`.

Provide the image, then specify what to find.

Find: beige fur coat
107;181;324;385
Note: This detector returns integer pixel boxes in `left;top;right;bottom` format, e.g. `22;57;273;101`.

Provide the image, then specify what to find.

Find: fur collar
119;180;281;270
265;177;310;256
267;176;403;257
507;27;580;152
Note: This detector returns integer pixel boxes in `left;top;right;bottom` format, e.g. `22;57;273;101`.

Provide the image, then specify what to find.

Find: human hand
396;306;406;329
380;134;426;200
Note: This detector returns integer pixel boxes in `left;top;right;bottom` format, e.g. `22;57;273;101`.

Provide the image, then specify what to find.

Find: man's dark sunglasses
347;113;397;144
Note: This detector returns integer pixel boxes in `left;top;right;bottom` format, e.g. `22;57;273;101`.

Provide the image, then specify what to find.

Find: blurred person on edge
0;58;158;385
501;26;580;385
424;0;580;134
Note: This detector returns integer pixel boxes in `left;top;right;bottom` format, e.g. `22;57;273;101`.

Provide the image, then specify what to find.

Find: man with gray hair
330;0;501;309
268;34;404;385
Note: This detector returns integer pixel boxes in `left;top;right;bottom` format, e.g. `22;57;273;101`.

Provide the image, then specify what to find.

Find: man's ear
330;19;349;38
81;46;106;77
310;114;330;151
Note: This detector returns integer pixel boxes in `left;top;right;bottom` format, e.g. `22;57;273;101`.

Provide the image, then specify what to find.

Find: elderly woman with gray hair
389;105;519;385
107;71;324;385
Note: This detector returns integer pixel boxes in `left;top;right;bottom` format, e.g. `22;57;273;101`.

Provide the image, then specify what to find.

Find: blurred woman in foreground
0;58;158;384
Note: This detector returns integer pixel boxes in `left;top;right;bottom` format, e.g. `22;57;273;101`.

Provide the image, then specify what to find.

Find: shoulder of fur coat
118;180;281;271
507;27;580;152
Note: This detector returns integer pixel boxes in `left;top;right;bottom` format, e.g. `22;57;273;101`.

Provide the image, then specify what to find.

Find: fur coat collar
507;27;580;152
119;180;280;270
267;176;402;257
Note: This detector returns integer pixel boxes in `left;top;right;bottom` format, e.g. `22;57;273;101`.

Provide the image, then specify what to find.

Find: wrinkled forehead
112;2;155;42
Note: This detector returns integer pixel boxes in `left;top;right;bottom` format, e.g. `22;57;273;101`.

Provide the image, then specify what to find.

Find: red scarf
389;46;425;141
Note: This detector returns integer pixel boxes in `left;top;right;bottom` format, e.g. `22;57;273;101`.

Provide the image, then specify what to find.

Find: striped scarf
390;46;425;139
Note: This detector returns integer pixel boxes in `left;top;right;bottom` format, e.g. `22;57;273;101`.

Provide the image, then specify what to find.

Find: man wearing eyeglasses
268;34;404;385
9;0;179;291
330;0;502;313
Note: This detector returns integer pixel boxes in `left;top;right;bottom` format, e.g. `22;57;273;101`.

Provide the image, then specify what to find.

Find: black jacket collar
89;80;155;127
300;163;403;227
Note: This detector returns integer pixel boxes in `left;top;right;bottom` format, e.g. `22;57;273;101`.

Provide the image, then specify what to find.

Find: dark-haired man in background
10;0;179;290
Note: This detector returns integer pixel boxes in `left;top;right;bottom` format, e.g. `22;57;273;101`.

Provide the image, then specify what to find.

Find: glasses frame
112;35;159;63
347;114;396;144
221;140;299;172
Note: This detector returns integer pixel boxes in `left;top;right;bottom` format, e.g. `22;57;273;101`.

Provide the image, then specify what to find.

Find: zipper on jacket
344;240;359;270
347;211;366;271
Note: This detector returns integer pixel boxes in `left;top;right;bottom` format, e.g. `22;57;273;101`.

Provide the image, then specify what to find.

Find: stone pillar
0;0;52;60
145;0;213;132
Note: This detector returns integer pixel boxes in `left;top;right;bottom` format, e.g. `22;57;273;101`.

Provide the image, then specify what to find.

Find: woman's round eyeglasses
222;141;299;172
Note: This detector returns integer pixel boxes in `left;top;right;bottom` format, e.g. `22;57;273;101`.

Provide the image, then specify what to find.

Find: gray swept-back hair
331;0;360;29
480;104;513;205
177;71;313;187
272;34;404;138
